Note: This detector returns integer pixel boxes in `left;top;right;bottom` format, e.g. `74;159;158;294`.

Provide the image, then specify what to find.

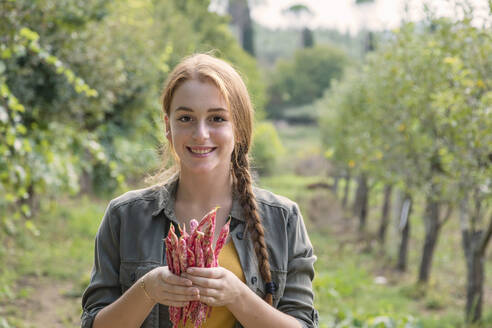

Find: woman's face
166;79;235;177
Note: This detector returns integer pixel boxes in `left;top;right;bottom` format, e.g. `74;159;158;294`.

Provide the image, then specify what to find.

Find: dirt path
1;276;81;327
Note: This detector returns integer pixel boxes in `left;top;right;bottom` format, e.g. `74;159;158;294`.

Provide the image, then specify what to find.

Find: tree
282;3;314;49
319;2;492;321
0;0;267;241
228;0;255;55
267;45;348;119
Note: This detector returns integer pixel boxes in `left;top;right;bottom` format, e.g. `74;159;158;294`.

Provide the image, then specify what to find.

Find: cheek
216;126;235;146
169;127;188;143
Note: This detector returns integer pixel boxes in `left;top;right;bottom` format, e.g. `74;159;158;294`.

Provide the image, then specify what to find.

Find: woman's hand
143;266;200;307
181;267;244;307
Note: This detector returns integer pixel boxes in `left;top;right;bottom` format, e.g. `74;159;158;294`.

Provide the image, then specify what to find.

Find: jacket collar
151;175;245;222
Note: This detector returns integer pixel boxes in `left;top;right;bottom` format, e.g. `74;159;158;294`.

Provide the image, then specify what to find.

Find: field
1;123;491;328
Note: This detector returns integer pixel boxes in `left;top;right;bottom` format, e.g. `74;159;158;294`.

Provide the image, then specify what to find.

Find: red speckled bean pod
165;238;173;272
202;213;215;249
186;247;195;267
204;243;214;268
169;226;181;275
189;219;198;236
165;208;228;328
169;225;184;327
194;232;205;267
196;302;209;328
178;236;188;273
213;220;230;266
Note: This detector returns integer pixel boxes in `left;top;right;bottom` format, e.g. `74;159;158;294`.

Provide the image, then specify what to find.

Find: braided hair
231;145;274;305
159;53;275;305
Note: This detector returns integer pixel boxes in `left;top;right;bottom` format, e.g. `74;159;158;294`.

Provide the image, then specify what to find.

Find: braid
232;147;274;306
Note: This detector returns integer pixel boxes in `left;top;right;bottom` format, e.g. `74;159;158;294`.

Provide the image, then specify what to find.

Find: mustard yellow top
179;241;246;328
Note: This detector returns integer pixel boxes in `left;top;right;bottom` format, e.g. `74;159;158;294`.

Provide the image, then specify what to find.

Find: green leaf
16;124;27;135
25;220;40;236
64;69;75;83
0;106;7;123
23;139;32;153
19;27;39;42
21;204;31;217
4;193;17;204
6;133;15;146
0;47;12;59
3;217;17;235
0;83;9;97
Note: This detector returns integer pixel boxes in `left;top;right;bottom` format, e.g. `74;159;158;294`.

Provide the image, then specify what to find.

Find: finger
160;271;192;286
181;275;220;289
163;285;200;296
195;286;219;298
198;295;216;306
186;267;222;278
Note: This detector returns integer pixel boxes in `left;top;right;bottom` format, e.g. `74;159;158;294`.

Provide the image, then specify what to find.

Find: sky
245;0;491;34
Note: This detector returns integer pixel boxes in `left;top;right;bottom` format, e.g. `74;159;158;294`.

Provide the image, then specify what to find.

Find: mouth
187;146;216;156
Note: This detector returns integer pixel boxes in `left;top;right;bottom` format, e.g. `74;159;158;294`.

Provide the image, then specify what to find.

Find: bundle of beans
164;207;231;328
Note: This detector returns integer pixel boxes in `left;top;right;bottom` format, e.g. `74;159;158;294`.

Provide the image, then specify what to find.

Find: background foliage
1;0;492;327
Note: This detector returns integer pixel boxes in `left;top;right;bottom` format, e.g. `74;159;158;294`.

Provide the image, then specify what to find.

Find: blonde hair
153;53;275;306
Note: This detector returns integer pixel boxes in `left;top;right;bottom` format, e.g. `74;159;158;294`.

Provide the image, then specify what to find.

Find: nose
192;120;209;141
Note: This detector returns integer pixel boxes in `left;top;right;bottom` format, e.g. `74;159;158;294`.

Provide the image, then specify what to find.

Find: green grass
14;196;105;283
0;195;108;327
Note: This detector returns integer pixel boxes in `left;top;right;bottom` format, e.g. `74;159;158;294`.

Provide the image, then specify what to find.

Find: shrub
251;122;285;176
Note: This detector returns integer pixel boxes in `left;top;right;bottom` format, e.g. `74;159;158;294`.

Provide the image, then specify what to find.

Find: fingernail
187;268;193;273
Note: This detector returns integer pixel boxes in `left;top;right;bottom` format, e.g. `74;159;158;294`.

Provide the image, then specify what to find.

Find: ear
164;115;172;143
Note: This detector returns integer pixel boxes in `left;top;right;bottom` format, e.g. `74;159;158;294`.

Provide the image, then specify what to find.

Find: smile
187;146;216;155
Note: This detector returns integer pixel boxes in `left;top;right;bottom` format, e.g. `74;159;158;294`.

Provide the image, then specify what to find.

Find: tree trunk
332;175;339;197
353;174;368;233
342;172;350;208
18;183;39;218
418;195;441;283
79;168;93;194
397;194;412;271
459;197;492;324
79;149;93;194
462;229;485;324
378;184;392;247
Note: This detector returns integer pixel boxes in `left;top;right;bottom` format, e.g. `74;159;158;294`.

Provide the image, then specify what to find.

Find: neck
176;168;234;209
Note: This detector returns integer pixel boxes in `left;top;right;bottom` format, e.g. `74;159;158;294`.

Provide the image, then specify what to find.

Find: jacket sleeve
277;203;319;328
81;200;121;328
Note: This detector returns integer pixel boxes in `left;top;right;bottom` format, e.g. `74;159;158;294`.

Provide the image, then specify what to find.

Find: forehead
170;79;228;113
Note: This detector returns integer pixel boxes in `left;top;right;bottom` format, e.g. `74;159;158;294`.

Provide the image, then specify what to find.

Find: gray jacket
81;177;319;328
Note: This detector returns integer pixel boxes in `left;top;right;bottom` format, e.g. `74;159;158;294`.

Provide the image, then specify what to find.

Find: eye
211;116;226;123
177;115;192;122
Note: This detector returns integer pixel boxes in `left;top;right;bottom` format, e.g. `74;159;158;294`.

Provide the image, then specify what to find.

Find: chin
182;163;220;175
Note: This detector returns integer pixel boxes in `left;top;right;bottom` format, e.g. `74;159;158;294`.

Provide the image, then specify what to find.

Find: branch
479;212;492;255
438;203;453;229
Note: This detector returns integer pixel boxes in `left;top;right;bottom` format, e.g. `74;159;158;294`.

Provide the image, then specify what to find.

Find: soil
1;276;81;328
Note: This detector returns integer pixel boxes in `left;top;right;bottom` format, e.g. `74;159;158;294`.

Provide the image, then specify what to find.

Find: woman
81;53;319;328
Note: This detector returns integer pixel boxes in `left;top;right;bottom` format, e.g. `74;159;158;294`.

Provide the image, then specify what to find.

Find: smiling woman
81;53;319;328
166;79;235;176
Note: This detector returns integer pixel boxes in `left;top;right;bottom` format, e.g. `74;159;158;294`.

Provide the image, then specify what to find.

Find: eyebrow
175;106;228;113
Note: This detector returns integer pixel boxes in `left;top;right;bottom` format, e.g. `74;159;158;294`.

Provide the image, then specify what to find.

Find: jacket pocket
119;262;160;328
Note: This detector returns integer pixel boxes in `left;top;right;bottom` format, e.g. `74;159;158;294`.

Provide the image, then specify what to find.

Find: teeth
190;148;213;154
